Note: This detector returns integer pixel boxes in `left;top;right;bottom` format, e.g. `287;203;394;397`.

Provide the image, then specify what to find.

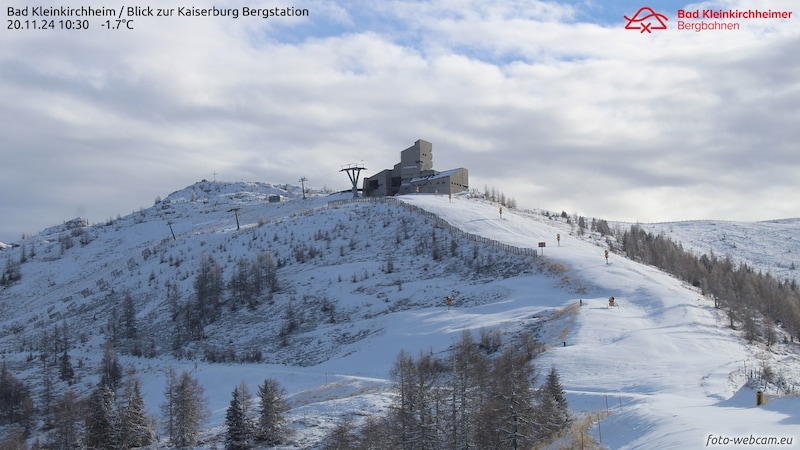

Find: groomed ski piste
397;194;799;449
1;185;798;449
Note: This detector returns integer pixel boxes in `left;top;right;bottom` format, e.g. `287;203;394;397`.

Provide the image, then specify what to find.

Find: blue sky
1;0;799;242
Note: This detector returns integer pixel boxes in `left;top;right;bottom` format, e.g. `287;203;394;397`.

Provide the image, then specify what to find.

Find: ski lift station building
362;139;469;198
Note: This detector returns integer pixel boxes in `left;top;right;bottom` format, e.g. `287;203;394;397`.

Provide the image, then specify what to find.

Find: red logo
624;7;668;33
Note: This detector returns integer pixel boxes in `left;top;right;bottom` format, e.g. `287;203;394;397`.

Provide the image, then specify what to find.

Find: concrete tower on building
363;139;468;197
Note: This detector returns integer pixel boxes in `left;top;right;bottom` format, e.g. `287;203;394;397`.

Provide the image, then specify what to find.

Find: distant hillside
634;219;800;285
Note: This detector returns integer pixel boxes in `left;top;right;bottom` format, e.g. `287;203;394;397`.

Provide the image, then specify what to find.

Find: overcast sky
1;0;798;243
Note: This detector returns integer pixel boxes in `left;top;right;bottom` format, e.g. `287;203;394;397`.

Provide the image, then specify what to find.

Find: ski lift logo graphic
624;7;668;33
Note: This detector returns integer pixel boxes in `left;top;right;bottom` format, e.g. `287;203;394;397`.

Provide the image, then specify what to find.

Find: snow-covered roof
411;167;463;182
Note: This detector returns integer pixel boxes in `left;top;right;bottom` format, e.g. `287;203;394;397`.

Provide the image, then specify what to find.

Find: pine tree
194;254;224;325
320;416;358;450
388;350;416;446
0;360;17;422
160;367;177;443
167;285;189;353
122;292;138;340
0;360;34;431
40;353;54;424
449;330;489;450
475;346;538;450
537;366;571;440
59;347;74;383
229;257;252;311
100;341;123;390
119;374;155;449
0;256;21;286
388;350;447;449
255;251;278;301
49;390;84;450
763;315;777;348
256;378;289;445
354;415;395;450
225;386;251;450
578;216;586;235
85;383;118;450
170;371;208;448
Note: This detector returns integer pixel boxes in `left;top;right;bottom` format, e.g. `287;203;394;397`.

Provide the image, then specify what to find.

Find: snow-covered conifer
119;374;155;449
256;378;289;445
225;385;251;450
85;383;118;450
536;366;571;440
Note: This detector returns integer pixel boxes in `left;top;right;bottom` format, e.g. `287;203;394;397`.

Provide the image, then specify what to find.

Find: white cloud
1;0;799;241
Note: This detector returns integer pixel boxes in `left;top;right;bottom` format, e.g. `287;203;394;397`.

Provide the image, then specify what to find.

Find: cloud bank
1;0;798;242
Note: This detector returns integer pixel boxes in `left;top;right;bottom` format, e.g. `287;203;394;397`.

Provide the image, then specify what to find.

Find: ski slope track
0;182;798;449
401;195;799;449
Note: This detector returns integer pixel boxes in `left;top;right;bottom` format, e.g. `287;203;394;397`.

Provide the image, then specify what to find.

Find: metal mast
340;163;366;198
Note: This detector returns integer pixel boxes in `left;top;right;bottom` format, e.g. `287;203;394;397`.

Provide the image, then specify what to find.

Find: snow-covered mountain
633;219;800;286
1;181;798;449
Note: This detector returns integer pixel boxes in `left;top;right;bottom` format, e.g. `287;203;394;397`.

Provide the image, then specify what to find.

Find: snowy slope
400;195;799;449
0;184;798;449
